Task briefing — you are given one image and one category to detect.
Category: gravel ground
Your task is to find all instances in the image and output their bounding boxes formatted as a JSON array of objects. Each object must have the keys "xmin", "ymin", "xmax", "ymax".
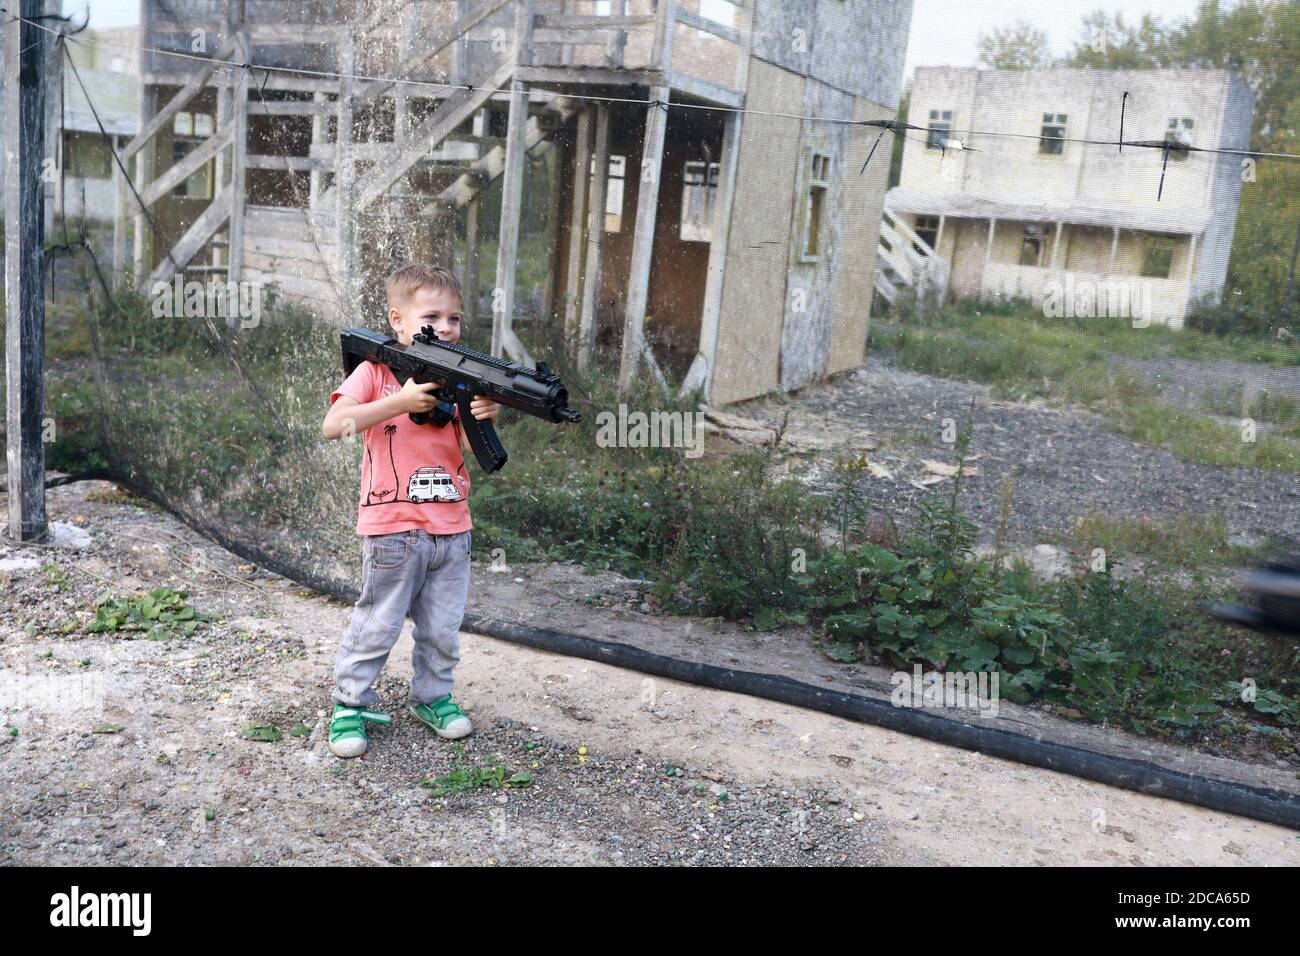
[
  {"xmin": 2, "ymin": 480, "xmax": 1297, "ymax": 866},
  {"xmin": 733, "ymin": 355, "xmax": 1300, "ymax": 553},
  {"xmin": 0, "ymin": 483, "xmax": 889, "ymax": 866}
]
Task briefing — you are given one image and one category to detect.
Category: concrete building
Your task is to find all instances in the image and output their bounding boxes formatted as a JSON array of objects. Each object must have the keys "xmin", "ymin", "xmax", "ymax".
[
  {"xmin": 0, "ymin": 21, "xmax": 140, "ymax": 225},
  {"xmin": 118, "ymin": 0, "xmax": 911, "ymax": 405},
  {"xmin": 880, "ymin": 66, "xmax": 1255, "ymax": 327},
  {"xmin": 59, "ymin": 28, "xmax": 142, "ymax": 223}
]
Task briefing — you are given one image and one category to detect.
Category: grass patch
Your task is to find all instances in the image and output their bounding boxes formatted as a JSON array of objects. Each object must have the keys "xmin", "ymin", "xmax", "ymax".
[
  {"xmin": 1066, "ymin": 512, "xmax": 1251, "ymax": 570},
  {"xmin": 869, "ymin": 300, "xmax": 1300, "ymax": 472}
]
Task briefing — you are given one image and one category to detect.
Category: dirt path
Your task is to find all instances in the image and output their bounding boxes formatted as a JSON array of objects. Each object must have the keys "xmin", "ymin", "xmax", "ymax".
[{"xmin": 1, "ymin": 480, "xmax": 1297, "ymax": 865}]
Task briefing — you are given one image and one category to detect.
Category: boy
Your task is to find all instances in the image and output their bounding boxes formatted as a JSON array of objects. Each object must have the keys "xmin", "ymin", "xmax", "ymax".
[{"xmin": 321, "ymin": 263, "xmax": 500, "ymax": 758}]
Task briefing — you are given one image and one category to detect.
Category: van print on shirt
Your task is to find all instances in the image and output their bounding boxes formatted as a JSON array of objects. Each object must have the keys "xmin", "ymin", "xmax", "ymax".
[{"xmin": 361, "ymin": 382, "xmax": 468, "ymax": 507}]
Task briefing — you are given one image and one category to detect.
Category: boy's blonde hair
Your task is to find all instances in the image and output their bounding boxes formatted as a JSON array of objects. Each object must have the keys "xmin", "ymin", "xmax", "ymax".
[{"xmin": 385, "ymin": 263, "xmax": 463, "ymax": 312}]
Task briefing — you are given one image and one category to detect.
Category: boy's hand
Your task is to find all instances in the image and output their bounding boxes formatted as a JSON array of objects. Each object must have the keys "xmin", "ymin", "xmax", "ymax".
[
  {"xmin": 395, "ymin": 377, "xmax": 439, "ymax": 415},
  {"xmin": 469, "ymin": 396, "xmax": 501, "ymax": 422}
]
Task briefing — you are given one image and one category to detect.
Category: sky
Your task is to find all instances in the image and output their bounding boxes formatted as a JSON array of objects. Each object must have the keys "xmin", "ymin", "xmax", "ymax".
[{"xmin": 64, "ymin": 0, "xmax": 1215, "ymax": 80}]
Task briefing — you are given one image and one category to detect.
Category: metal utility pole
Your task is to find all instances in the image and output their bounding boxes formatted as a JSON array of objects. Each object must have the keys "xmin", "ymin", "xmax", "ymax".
[{"xmin": 4, "ymin": 0, "xmax": 49, "ymax": 542}]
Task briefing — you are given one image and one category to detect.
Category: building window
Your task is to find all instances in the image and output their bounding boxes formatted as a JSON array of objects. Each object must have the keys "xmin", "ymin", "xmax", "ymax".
[
  {"xmin": 801, "ymin": 152, "xmax": 831, "ymax": 261},
  {"xmin": 696, "ymin": 0, "xmax": 737, "ymax": 37},
  {"xmin": 914, "ymin": 215, "xmax": 939, "ymax": 250},
  {"xmin": 926, "ymin": 110, "xmax": 952, "ymax": 149},
  {"xmin": 172, "ymin": 111, "xmax": 215, "ymax": 200},
  {"xmin": 1141, "ymin": 235, "xmax": 1176, "ymax": 279},
  {"xmin": 1165, "ymin": 117, "xmax": 1194, "ymax": 160},
  {"xmin": 64, "ymin": 130, "xmax": 112, "ymax": 180},
  {"xmin": 1039, "ymin": 113, "xmax": 1067, "ymax": 155},
  {"xmin": 589, "ymin": 153, "xmax": 625, "ymax": 232},
  {"xmin": 1019, "ymin": 224, "xmax": 1050, "ymax": 266},
  {"xmin": 109, "ymin": 56, "xmax": 125, "ymax": 73},
  {"xmin": 680, "ymin": 159, "xmax": 720, "ymax": 243}
]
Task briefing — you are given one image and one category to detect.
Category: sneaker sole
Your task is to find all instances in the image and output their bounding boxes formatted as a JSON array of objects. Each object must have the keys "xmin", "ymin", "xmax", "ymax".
[
  {"xmin": 328, "ymin": 736, "xmax": 368, "ymax": 758},
  {"xmin": 408, "ymin": 703, "xmax": 473, "ymax": 740}
]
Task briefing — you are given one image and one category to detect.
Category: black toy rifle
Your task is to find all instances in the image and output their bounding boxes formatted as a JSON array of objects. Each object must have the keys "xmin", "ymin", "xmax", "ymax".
[{"xmin": 340, "ymin": 325, "xmax": 580, "ymax": 472}]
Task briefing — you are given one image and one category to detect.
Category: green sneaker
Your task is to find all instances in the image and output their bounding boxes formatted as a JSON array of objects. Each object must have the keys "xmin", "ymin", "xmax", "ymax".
[
  {"xmin": 409, "ymin": 694, "xmax": 473, "ymax": 740},
  {"xmin": 328, "ymin": 702, "xmax": 392, "ymax": 758}
]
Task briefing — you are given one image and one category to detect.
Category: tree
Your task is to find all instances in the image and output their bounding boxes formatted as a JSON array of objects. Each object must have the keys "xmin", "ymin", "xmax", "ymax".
[
  {"xmin": 1061, "ymin": 1, "xmax": 1300, "ymax": 332},
  {"xmin": 976, "ymin": 20, "xmax": 1052, "ymax": 71},
  {"xmin": 1062, "ymin": 11, "xmax": 1175, "ymax": 69}
]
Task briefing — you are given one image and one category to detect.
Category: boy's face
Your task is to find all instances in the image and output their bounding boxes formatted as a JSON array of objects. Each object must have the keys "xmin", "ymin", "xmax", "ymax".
[{"xmin": 388, "ymin": 284, "xmax": 463, "ymax": 347}]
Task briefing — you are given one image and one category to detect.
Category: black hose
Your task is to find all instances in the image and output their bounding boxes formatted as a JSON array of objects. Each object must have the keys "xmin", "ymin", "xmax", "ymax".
[{"xmin": 25, "ymin": 470, "xmax": 1300, "ymax": 831}]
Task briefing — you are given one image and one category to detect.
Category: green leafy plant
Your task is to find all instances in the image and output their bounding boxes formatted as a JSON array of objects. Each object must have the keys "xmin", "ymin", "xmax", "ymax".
[{"xmin": 84, "ymin": 587, "xmax": 203, "ymax": 640}]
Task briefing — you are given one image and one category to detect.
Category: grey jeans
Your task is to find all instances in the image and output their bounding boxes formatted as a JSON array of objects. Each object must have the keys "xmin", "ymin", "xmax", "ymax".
[{"xmin": 332, "ymin": 529, "xmax": 471, "ymax": 709}]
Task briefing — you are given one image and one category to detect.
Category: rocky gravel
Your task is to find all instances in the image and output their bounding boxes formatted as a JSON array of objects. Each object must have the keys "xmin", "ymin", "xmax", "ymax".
[{"xmin": 734, "ymin": 355, "xmax": 1300, "ymax": 553}]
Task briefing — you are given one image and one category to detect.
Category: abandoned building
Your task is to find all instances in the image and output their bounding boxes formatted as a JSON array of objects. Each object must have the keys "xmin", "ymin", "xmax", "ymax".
[
  {"xmin": 113, "ymin": 0, "xmax": 910, "ymax": 405},
  {"xmin": 880, "ymin": 66, "xmax": 1255, "ymax": 327}
]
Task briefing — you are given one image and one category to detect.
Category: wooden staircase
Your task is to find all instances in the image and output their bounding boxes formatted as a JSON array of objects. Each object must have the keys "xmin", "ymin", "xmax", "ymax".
[{"xmin": 876, "ymin": 203, "xmax": 949, "ymax": 308}]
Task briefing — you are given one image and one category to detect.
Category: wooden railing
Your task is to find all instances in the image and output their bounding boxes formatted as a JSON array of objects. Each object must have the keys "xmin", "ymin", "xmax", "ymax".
[{"xmin": 877, "ymin": 205, "xmax": 949, "ymax": 305}]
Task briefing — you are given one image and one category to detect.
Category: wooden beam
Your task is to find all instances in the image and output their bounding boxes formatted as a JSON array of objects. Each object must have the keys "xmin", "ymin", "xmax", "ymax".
[
  {"xmin": 666, "ymin": 71, "xmax": 743, "ymax": 109},
  {"xmin": 309, "ymin": 91, "xmax": 326, "ymax": 203},
  {"xmin": 463, "ymin": 107, "xmax": 486, "ymax": 326},
  {"xmin": 112, "ymin": 135, "xmax": 127, "ymax": 288},
  {"xmin": 491, "ymin": 0, "xmax": 535, "ymax": 360},
  {"xmin": 619, "ymin": 0, "xmax": 676, "ymax": 392},
  {"xmin": 143, "ymin": 186, "xmax": 233, "ymax": 290},
  {"xmin": 246, "ymin": 99, "xmax": 331, "ymax": 116},
  {"xmin": 227, "ymin": 31, "xmax": 249, "ymax": 286},
  {"xmin": 334, "ymin": 33, "xmax": 358, "ymax": 306},
  {"xmin": 121, "ymin": 35, "xmax": 237, "ymax": 162},
  {"xmin": 617, "ymin": 84, "xmax": 672, "ymax": 391},
  {"xmin": 417, "ymin": 96, "xmax": 583, "ymax": 218},
  {"xmin": 138, "ymin": 126, "xmax": 233, "ymax": 208},
  {"xmin": 563, "ymin": 106, "xmax": 593, "ymax": 357},
  {"xmin": 535, "ymin": 14, "xmax": 654, "ymax": 30},
  {"xmin": 673, "ymin": 8, "xmax": 739, "ymax": 43},
  {"xmin": 354, "ymin": 0, "xmax": 516, "ymax": 108},
  {"xmin": 4, "ymin": 0, "xmax": 48, "ymax": 542},
  {"xmin": 681, "ymin": 107, "xmax": 742, "ymax": 399},
  {"xmin": 245, "ymin": 153, "xmax": 328, "ymax": 171},
  {"xmin": 512, "ymin": 65, "xmax": 657, "ymax": 86},
  {"xmin": 578, "ymin": 102, "xmax": 610, "ymax": 374},
  {"xmin": 540, "ymin": 142, "xmax": 564, "ymax": 323},
  {"xmin": 354, "ymin": 57, "xmax": 516, "ymax": 212}
]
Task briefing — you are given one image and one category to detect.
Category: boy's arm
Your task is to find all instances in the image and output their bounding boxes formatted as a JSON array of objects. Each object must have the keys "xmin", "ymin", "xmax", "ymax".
[{"xmin": 323, "ymin": 378, "xmax": 439, "ymax": 440}]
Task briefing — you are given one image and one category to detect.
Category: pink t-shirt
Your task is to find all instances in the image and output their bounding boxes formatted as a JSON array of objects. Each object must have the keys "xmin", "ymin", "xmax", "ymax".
[{"xmin": 329, "ymin": 360, "xmax": 473, "ymax": 537}]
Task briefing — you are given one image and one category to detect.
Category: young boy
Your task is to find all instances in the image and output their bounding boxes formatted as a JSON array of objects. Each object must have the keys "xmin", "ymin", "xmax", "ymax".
[{"xmin": 321, "ymin": 263, "xmax": 500, "ymax": 758}]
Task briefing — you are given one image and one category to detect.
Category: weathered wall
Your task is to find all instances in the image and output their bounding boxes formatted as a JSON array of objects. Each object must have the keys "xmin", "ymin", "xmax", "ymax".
[
  {"xmin": 710, "ymin": 56, "xmax": 802, "ymax": 406},
  {"xmin": 778, "ymin": 76, "xmax": 852, "ymax": 391},
  {"xmin": 1198, "ymin": 72, "xmax": 1255, "ymax": 302},
  {"xmin": 749, "ymin": 0, "xmax": 911, "ymax": 110},
  {"xmin": 826, "ymin": 95, "xmax": 892, "ymax": 376}
]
